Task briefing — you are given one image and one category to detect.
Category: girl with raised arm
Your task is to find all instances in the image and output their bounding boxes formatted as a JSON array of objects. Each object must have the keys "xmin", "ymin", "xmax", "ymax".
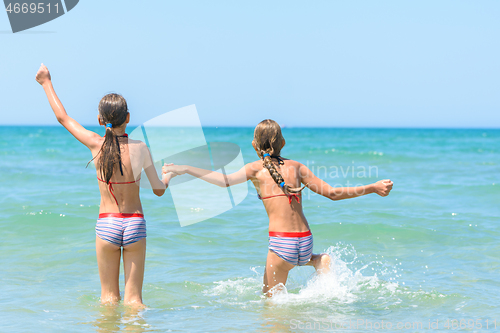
[
  {"xmin": 163, "ymin": 119, "xmax": 393, "ymax": 296},
  {"xmin": 36, "ymin": 64, "xmax": 174, "ymax": 306}
]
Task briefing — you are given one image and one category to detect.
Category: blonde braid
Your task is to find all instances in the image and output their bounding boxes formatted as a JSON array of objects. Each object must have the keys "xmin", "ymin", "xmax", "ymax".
[
  {"xmin": 261, "ymin": 150, "xmax": 306, "ymax": 195},
  {"xmin": 254, "ymin": 119, "xmax": 307, "ymax": 195}
]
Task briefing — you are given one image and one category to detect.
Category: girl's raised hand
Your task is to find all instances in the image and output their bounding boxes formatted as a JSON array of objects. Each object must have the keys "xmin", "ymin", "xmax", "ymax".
[
  {"xmin": 35, "ymin": 63, "xmax": 51, "ymax": 86},
  {"xmin": 373, "ymin": 179, "xmax": 393, "ymax": 197}
]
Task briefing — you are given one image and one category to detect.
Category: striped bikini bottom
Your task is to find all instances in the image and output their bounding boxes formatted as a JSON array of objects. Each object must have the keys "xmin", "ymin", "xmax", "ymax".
[
  {"xmin": 268, "ymin": 230, "xmax": 313, "ymax": 266},
  {"xmin": 95, "ymin": 213, "xmax": 147, "ymax": 247}
]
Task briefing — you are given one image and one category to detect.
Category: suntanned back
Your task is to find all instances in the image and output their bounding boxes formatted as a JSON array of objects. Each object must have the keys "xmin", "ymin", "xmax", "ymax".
[
  {"xmin": 92, "ymin": 138, "xmax": 149, "ymax": 214},
  {"xmin": 250, "ymin": 158, "xmax": 311, "ymax": 233}
]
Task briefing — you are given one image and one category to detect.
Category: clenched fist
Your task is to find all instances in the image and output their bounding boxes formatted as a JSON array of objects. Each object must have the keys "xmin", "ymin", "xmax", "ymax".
[
  {"xmin": 373, "ymin": 179, "xmax": 393, "ymax": 197},
  {"xmin": 35, "ymin": 63, "xmax": 51, "ymax": 86}
]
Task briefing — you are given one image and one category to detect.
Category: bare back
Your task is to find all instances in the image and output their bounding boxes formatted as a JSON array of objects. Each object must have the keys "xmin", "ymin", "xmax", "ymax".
[
  {"xmin": 91, "ymin": 137, "xmax": 151, "ymax": 214},
  {"xmin": 250, "ymin": 158, "xmax": 310, "ymax": 233}
]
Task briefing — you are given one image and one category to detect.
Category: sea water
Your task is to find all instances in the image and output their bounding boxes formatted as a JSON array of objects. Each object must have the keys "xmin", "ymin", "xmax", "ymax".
[{"xmin": 1, "ymin": 126, "xmax": 499, "ymax": 332}]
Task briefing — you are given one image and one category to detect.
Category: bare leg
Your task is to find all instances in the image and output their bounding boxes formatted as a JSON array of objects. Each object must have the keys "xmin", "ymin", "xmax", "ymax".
[
  {"xmin": 306, "ymin": 253, "xmax": 331, "ymax": 274},
  {"xmin": 122, "ymin": 238, "xmax": 146, "ymax": 307},
  {"xmin": 96, "ymin": 236, "xmax": 121, "ymax": 304},
  {"xmin": 262, "ymin": 250, "xmax": 295, "ymax": 297}
]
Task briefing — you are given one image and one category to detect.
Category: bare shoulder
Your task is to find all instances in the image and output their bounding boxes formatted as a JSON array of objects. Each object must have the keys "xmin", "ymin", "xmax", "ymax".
[
  {"xmin": 247, "ymin": 160, "xmax": 263, "ymax": 173},
  {"xmin": 128, "ymin": 140, "xmax": 153, "ymax": 168},
  {"xmin": 283, "ymin": 158, "xmax": 302, "ymax": 166},
  {"xmin": 282, "ymin": 158, "xmax": 306, "ymax": 170},
  {"xmin": 88, "ymin": 131, "xmax": 104, "ymax": 148},
  {"xmin": 128, "ymin": 138, "xmax": 146, "ymax": 146},
  {"xmin": 88, "ymin": 133, "xmax": 104, "ymax": 153},
  {"xmin": 282, "ymin": 159, "xmax": 312, "ymax": 180},
  {"xmin": 127, "ymin": 139, "xmax": 149, "ymax": 153}
]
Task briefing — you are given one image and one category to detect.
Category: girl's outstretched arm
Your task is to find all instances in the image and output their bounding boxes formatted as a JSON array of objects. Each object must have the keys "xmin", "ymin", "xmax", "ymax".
[
  {"xmin": 162, "ymin": 163, "xmax": 257, "ymax": 187},
  {"xmin": 36, "ymin": 64, "xmax": 101, "ymax": 150},
  {"xmin": 143, "ymin": 145, "xmax": 174, "ymax": 196},
  {"xmin": 299, "ymin": 164, "xmax": 393, "ymax": 200}
]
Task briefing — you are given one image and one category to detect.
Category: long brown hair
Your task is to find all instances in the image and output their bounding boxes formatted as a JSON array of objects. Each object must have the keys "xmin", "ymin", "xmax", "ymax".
[
  {"xmin": 252, "ymin": 119, "xmax": 306, "ymax": 195},
  {"xmin": 88, "ymin": 94, "xmax": 129, "ymax": 183}
]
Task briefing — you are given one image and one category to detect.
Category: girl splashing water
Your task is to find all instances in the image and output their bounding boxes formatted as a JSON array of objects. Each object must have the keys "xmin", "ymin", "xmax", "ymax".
[
  {"xmin": 163, "ymin": 119, "xmax": 393, "ymax": 296},
  {"xmin": 36, "ymin": 64, "xmax": 174, "ymax": 306}
]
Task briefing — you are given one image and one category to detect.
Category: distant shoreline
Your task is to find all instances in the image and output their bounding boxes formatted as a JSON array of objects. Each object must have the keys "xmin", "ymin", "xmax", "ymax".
[{"xmin": 0, "ymin": 125, "xmax": 499, "ymax": 130}]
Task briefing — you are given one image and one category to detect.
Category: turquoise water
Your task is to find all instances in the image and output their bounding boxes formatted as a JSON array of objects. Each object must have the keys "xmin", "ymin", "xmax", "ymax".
[{"xmin": 1, "ymin": 126, "xmax": 499, "ymax": 332}]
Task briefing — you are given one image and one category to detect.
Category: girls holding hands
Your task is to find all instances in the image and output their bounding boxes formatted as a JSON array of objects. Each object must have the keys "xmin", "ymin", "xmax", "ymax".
[
  {"xmin": 37, "ymin": 62, "xmax": 392, "ymax": 301},
  {"xmin": 37, "ymin": 63, "xmax": 392, "ymax": 301}
]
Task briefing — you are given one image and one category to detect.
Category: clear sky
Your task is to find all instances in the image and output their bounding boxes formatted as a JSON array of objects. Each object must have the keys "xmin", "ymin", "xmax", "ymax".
[{"xmin": 0, "ymin": 1, "xmax": 499, "ymax": 128}]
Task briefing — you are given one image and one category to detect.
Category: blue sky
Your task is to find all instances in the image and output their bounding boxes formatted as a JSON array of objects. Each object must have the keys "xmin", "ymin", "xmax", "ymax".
[{"xmin": 0, "ymin": 1, "xmax": 499, "ymax": 128}]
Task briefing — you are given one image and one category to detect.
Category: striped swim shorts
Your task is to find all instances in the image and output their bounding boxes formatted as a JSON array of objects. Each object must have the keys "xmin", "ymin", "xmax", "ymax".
[
  {"xmin": 268, "ymin": 230, "xmax": 313, "ymax": 266},
  {"xmin": 95, "ymin": 213, "xmax": 147, "ymax": 247}
]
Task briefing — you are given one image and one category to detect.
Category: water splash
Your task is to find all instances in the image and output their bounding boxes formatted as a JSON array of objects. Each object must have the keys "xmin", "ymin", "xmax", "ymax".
[
  {"xmin": 269, "ymin": 244, "xmax": 399, "ymax": 305},
  {"xmin": 204, "ymin": 243, "xmax": 404, "ymax": 308}
]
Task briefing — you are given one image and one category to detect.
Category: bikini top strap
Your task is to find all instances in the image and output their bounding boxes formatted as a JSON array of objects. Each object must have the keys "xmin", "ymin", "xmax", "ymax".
[
  {"xmin": 258, "ymin": 193, "xmax": 286, "ymax": 200},
  {"xmin": 97, "ymin": 176, "xmax": 141, "ymax": 206},
  {"xmin": 257, "ymin": 192, "xmax": 300, "ymax": 204},
  {"xmin": 287, "ymin": 193, "xmax": 300, "ymax": 204},
  {"xmin": 97, "ymin": 178, "xmax": 119, "ymax": 205},
  {"xmin": 273, "ymin": 155, "xmax": 285, "ymax": 165},
  {"xmin": 97, "ymin": 177, "xmax": 141, "ymax": 185},
  {"xmin": 262, "ymin": 154, "xmax": 285, "ymax": 165}
]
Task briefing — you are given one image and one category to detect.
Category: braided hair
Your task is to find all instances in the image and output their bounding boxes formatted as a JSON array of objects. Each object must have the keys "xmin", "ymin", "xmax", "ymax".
[
  {"xmin": 252, "ymin": 119, "xmax": 306, "ymax": 195},
  {"xmin": 87, "ymin": 93, "xmax": 129, "ymax": 183}
]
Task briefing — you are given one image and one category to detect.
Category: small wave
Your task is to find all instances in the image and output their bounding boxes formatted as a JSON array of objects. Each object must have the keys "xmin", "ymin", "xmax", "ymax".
[
  {"xmin": 205, "ymin": 276, "xmax": 262, "ymax": 298},
  {"xmin": 204, "ymin": 244, "xmax": 405, "ymax": 306},
  {"xmin": 269, "ymin": 245, "xmax": 399, "ymax": 306},
  {"xmin": 202, "ymin": 243, "xmax": 453, "ymax": 316}
]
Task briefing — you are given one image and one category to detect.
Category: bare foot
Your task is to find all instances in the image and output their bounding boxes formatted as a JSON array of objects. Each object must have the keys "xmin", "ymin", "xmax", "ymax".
[
  {"xmin": 100, "ymin": 294, "xmax": 120, "ymax": 305},
  {"xmin": 124, "ymin": 299, "xmax": 145, "ymax": 308}
]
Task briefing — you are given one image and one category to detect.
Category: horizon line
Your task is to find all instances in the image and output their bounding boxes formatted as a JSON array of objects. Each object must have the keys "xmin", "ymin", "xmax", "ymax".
[{"xmin": 0, "ymin": 124, "xmax": 498, "ymax": 130}]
